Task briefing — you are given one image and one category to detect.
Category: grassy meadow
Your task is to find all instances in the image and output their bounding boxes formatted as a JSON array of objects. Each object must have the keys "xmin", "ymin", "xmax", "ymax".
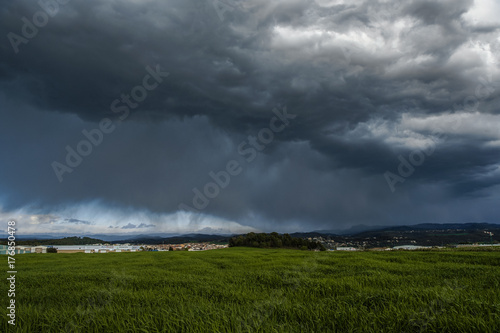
[{"xmin": 2, "ymin": 247, "xmax": 500, "ymax": 332}]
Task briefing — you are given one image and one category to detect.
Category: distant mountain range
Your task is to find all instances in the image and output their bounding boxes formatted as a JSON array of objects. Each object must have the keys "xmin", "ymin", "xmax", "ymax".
[
  {"xmin": 314, "ymin": 222, "xmax": 500, "ymax": 236},
  {"xmin": 3, "ymin": 223, "xmax": 499, "ymax": 246}
]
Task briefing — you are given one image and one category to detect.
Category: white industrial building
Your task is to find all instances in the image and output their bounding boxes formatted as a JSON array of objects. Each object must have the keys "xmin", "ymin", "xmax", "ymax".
[
  {"xmin": 53, "ymin": 245, "xmax": 141, "ymax": 253},
  {"xmin": 392, "ymin": 245, "xmax": 432, "ymax": 250}
]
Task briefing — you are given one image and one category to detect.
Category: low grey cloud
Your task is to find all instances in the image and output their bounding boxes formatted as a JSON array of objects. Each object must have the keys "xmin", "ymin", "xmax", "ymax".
[
  {"xmin": 137, "ymin": 223, "xmax": 156, "ymax": 229},
  {"xmin": 29, "ymin": 214, "xmax": 60, "ymax": 225},
  {"xmin": 63, "ymin": 218, "xmax": 92, "ymax": 225}
]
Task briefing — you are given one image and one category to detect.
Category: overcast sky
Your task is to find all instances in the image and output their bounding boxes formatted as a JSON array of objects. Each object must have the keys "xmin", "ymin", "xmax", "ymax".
[{"xmin": 1, "ymin": 0, "xmax": 500, "ymax": 236}]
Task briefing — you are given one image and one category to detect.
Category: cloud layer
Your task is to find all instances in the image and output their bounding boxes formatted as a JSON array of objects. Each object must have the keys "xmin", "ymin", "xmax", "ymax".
[{"xmin": 1, "ymin": 0, "xmax": 499, "ymax": 233}]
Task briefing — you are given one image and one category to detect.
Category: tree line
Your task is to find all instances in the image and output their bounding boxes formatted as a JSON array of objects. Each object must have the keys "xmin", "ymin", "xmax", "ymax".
[{"xmin": 229, "ymin": 232, "xmax": 326, "ymax": 251}]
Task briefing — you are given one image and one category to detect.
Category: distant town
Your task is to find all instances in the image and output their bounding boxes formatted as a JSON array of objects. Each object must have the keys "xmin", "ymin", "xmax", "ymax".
[
  {"xmin": 2, "ymin": 240, "xmax": 500, "ymax": 255},
  {"xmin": 1, "ymin": 223, "xmax": 499, "ymax": 255},
  {"xmin": 0, "ymin": 242, "xmax": 228, "ymax": 254}
]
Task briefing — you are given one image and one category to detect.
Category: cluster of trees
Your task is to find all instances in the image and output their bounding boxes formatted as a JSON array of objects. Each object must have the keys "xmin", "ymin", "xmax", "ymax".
[{"xmin": 229, "ymin": 232, "xmax": 326, "ymax": 251}]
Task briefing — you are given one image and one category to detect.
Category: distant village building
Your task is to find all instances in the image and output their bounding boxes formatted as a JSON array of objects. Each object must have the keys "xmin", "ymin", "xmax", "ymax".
[
  {"xmin": 8, "ymin": 246, "xmax": 48, "ymax": 254},
  {"xmin": 2, "ymin": 243, "xmax": 229, "ymax": 254},
  {"xmin": 55, "ymin": 245, "xmax": 141, "ymax": 253},
  {"xmin": 32, "ymin": 246, "xmax": 48, "ymax": 253},
  {"xmin": 336, "ymin": 247, "xmax": 357, "ymax": 251},
  {"xmin": 392, "ymin": 245, "xmax": 431, "ymax": 250}
]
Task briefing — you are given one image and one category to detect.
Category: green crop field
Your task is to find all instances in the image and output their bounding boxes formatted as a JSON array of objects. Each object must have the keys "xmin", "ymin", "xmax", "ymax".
[{"xmin": 2, "ymin": 247, "xmax": 500, "ymax": 332}]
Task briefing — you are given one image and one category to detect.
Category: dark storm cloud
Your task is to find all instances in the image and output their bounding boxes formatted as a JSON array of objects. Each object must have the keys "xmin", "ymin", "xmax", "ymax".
[
  {"xmin": 1, "ymin": 0, "xmax": 500, "ymax": 231},
  {"xmin": 1, "ymin": 0, "xmax": 491, "ymax": 126}
]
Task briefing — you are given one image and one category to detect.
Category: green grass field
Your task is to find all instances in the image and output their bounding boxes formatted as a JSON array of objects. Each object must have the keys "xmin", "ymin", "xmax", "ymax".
[{"xmin": 2, "ymin": 248, "xmax": 500, "ymax": 332}]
